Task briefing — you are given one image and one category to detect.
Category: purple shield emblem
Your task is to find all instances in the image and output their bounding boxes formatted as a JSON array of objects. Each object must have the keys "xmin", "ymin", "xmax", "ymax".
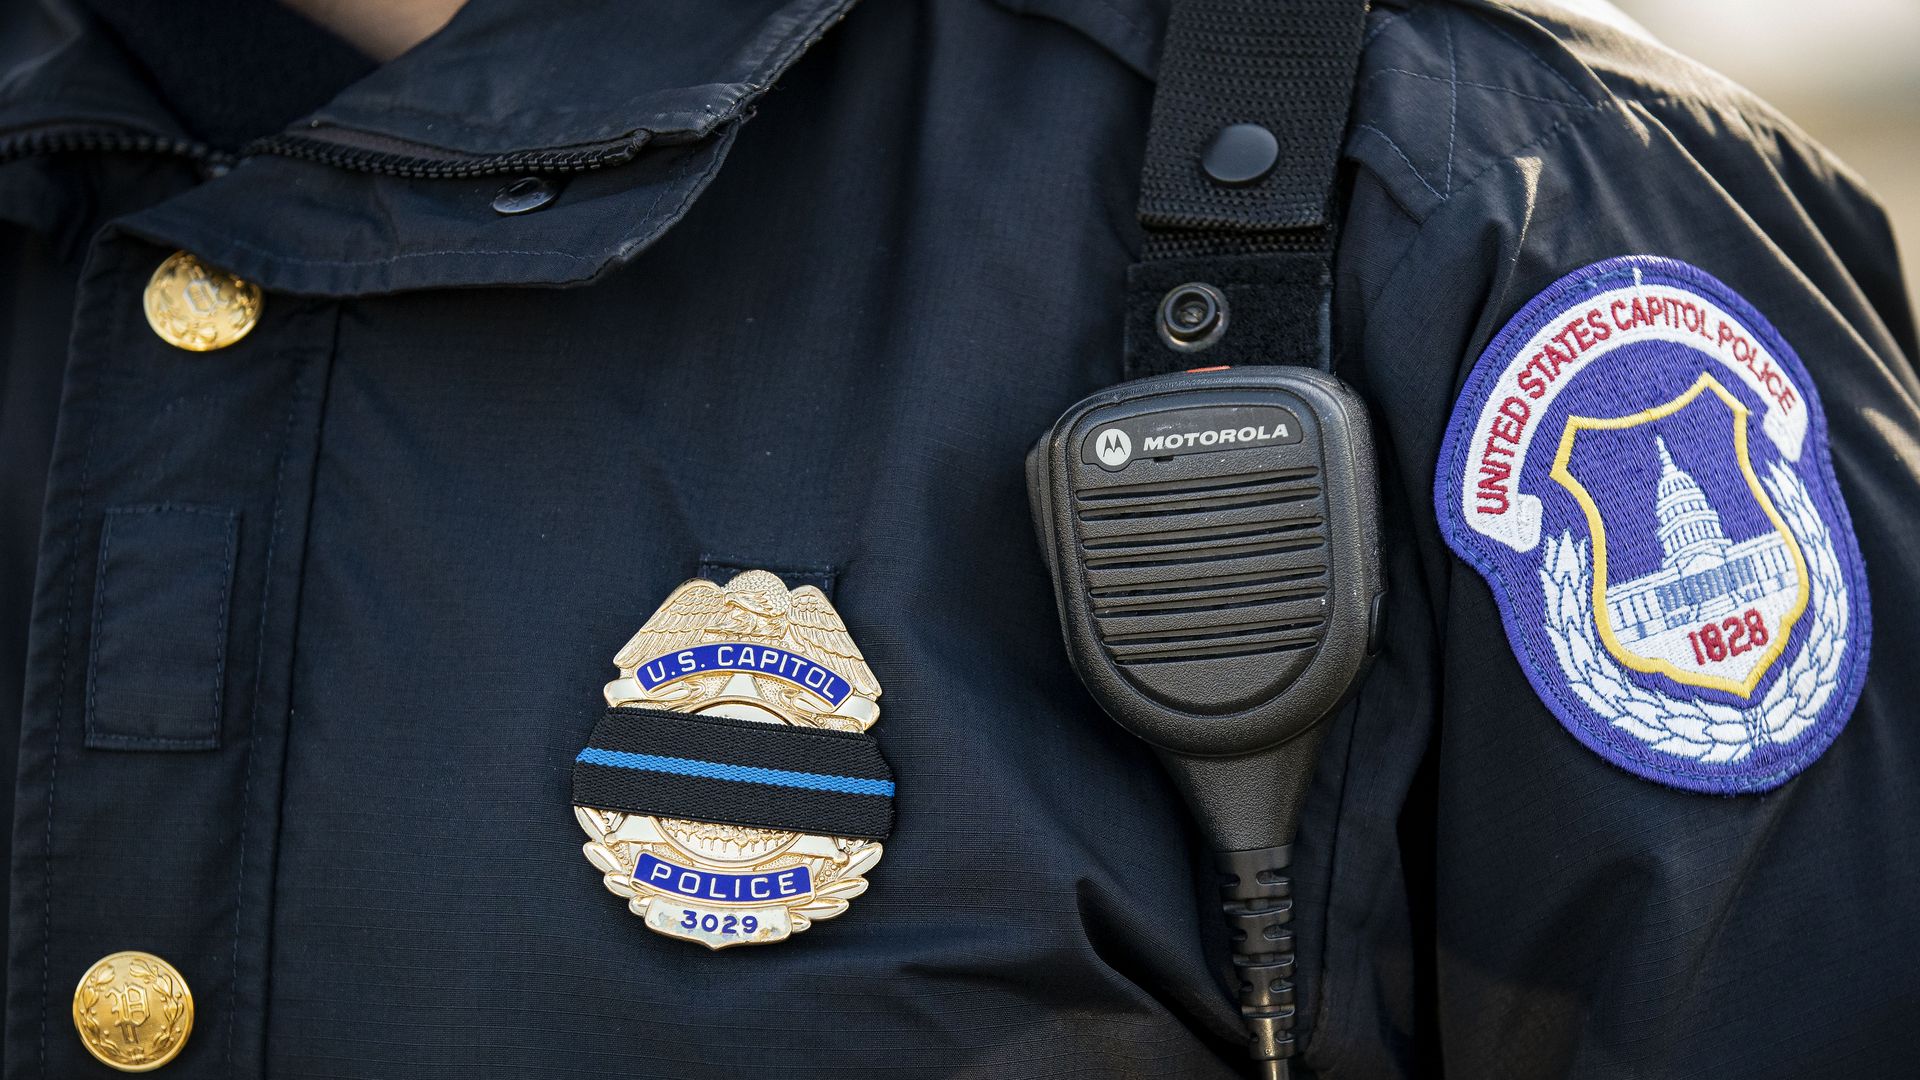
[{"xmin": 1436, "ymin": 256, "xmax": 1870, "ymax": 793}]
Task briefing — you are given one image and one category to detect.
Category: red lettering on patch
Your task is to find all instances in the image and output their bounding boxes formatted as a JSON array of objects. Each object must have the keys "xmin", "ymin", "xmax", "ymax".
[{"xmin": 1474, "ymin": 396, "xmax": 1532, "ymax": 515}]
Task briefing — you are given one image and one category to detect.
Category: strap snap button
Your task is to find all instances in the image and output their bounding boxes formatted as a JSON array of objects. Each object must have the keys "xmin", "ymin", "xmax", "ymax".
[{"xmin": 1201, "ymin": 123, "xmax": 1280, "ymax": 187}]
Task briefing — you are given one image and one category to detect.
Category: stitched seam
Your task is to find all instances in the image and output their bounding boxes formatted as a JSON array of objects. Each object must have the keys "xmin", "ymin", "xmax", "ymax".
[
  {"xmin": 1351, "ymin": 124, "xmax": 1444, "ymax": 200},
  {"xmin": 1469, "ymin": 10, "xmax": 1597, "ymax": 105},
  {"xmin": 742, "ymin": 0, "xmax": 858, "ymax": 91},
  {"xmin": 611, "ymin": 131, "xmax": 730, "ymax": 266},
  {"xmin": 83, "ymin": 734, "xmax": 220, "ymax": 749},
  {"xmin": 224, "ymin": 347, "xmax": 303, "ymax": 1072},
  {"xmin": 1350, "ymin": 1, "xmax": 1613, "ymax": 214},
  {"xmin": 210, "ymin": 514, "xmax": 235, "ymax": 741},
  {"xmin": 1359, "ymin": 91, "xmax": 1626, "ymax": 224},
  {"xmin": 1445, "ymin": 97, "xmax": 1620, "ymax": 209},
  {"xmin": 302, "ymin": 102, "xmax": 644, "ymax": 137},
  {"xmin": 301, "ymin": 94, "xmax": 629, "ymax": 132},
  {"xmin": 247, "ymin": 303, "xmax": 345, "ymax": 1072},
  {"xmin": 83, "ymin": 517, "xmax": 114, "ymax": 745},
  {"xmin": 1443, "ymin": 9, "xmax": 1459, "ymax": 195},
  {"xmin": 97, "ymin": 503, "xmax": 231, "ymax": 516},
  {"xmin": 1299, "ymin": 687, "xmax": 1369, "ymax": 1079},
  {"xmin": 1363, "ymin": 68, "xmax": 1590, "ymax": 108},
  {"xmin": 40, "ymin": 258, "xmax": 114, "ymax": 1075},
  {"xmin": 174, "ymin": 234, "xmax": 598, "ymax": 269},
  {"xmin": 1082, "ymin": 0, "xmax": 1158, "ymax": 61},
  {"xmin": 84, "ymin": 507, "xmax": 236, "ymax": 746},
  {"xmin": 1362, "ymin": 7, "xmax": 1408, "ymax": 47}
]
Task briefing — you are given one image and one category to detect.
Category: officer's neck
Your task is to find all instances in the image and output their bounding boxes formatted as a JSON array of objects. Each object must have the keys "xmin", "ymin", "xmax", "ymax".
[{"xmin": 281, "ymin": 0, "xmax": 469, "ymax": 62}]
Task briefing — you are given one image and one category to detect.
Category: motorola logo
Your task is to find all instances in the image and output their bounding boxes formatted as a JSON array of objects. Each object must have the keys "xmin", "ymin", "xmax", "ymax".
[
  {"xmin": 1093, "ymin": 428, "xmax": 1132, "ymax": 468},
  {"xmin": 1081, "ymin": 405, "xmax": 1304, "ymax": 472}
]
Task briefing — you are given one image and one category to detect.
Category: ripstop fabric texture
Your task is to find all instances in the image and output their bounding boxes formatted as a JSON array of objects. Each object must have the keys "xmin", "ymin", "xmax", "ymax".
[{"xmin": 1, "ymin": 0, "xmax": 1917, "ymax": 1077}]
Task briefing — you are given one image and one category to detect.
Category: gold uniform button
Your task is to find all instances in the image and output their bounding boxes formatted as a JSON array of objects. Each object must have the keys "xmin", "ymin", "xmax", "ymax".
[
  {"xmin": 72, "ymin": 951, "xmax": 193, "ymax": 1072},
  {"xmin": 143, "ymin": 250, "xmax": 262, "ymax": 352}
]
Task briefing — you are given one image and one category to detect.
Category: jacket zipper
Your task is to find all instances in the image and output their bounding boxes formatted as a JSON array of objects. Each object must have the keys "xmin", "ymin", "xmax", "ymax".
[
  {"xmin": 243, "ymin": 130, "xmax": 645, "ymax": 179},
  {"xmin": 0, "ymin": 122, "xmax": 645, "ymax": 179},
  {"xmin": 0, "ymin": 124, "xmax": 228, "ymax": 168}
]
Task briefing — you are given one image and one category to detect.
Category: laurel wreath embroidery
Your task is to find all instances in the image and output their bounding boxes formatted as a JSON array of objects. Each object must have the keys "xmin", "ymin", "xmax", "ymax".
[
  {"xmin": 1539, "ymin": 460, "xmax": 1849, "ymax": 764},
  {"xmin": 75, "ymin": 959, "xmax": 187, "ymax": 1065},
  {"xmin": 576, "ymin": 806, "xmax": 879, "ymax": 933}
]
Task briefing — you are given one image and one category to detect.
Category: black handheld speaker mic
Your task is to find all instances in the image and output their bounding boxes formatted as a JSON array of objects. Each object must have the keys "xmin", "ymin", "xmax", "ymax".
[{"xmin": 1027, "ymin": 365, "xmax": 1384, "ymax": 1078}]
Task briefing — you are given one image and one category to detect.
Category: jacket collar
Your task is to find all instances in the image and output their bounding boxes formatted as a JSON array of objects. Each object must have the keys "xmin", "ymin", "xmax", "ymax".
[
  {"xmin": 2, "ymin": 0, "xmax": 861, "ymax": 174},
  {"xmin": 0, "ymin": 0, "xmax": 1165, "ymax": 296},
  {"xmin": 4, "ymin": 0, "xmax": 1165, "ymax": 167}
]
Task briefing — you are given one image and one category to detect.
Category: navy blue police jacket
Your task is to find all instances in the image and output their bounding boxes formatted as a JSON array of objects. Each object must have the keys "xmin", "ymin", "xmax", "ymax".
[{"xmin": 1, "ymin": 0, "xmax": 1916, "ymax": 1076}]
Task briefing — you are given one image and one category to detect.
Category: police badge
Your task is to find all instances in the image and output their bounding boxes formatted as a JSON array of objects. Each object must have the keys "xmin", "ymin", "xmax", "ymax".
[
  {"xmin": 572, "ymin": 571, "xmax": 893, "ymax": 948},
  {"xmin": 1436, "ymin": 256, "xmax": 1872, "ymax": 793}
]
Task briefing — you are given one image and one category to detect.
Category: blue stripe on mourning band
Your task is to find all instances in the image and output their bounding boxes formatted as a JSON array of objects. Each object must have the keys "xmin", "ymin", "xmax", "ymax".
[{"xmin": 576, "ymin": 747, "xmax": 896, "ymax": 797}]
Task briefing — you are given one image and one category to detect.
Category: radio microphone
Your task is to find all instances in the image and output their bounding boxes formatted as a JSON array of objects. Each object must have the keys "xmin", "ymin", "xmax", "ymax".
[{"xmin": 1027, "ymin": 366, "xmax": 1384, "ymax": 1079}]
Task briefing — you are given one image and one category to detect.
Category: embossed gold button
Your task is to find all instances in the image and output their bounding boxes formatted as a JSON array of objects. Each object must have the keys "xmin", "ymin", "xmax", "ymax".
[
  {"xmin": 143, "ymin": 250, "xmax": 262, "ymax": 351},
  {"xmin": 72, "ymin": 951, "xmax": 193, "ymax": 1072}
]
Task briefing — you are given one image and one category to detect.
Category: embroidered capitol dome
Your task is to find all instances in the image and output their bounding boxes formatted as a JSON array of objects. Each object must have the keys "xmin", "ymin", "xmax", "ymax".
[
  {"xmin": 1602, "ymin": 432, "xmax": 1797, "ymax": 647},
  {"xmin": 1654, "ymin": 436, "xmax": 1731, "ymax": 573}
]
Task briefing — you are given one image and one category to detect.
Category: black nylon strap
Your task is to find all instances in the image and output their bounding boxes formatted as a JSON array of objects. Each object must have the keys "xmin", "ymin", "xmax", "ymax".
[
  {"xmin": 572, "ymin": 707, "xmax": 894, "ymax": 840},
  {"xmin": 1125, "ymin": 0, "xmax": 1369, "ymax": 380},
  {"xmin": 1121, "ymin": 4, "xmax": 1371, "ymax": 1072}
]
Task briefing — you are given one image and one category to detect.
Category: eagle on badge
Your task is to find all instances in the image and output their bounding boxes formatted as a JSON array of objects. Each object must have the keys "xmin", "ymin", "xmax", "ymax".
[{"xmin": 605, "ymin": 570, "xmax": 879, "ymax": 727}]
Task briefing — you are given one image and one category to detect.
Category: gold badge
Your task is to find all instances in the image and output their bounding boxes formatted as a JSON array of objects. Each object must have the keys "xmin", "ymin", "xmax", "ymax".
[{"xmin": 573, "ymin": 571, "xmax": 890, "ymax": 949}]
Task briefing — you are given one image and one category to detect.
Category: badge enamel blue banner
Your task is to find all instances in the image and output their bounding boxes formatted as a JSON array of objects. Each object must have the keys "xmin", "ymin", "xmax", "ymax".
[
  {"xmin": 573, "ymin": 571, "xmax": 890, "ymax": 948},
  {"xmin": 1436, "ymin": 255, "xmax": 1871, "ymax": 793}
]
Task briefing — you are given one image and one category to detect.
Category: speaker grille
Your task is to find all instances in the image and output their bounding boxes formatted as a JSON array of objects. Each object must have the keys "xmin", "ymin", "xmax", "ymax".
[{"xmin": 1074, "ymin": 468, "xmax": 1329, "ymax": 666}]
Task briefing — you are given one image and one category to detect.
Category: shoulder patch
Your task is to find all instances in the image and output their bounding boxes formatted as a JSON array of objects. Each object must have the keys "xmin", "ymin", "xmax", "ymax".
[{"xmin": 1436, "ymin": 255, "xmax": 1871, "ymax": 793}]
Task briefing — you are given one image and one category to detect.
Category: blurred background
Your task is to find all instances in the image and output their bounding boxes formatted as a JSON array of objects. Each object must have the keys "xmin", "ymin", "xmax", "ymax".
[{"xmin": 1614, "ymin": 0, "xmax": 1920, "ymax": 323}]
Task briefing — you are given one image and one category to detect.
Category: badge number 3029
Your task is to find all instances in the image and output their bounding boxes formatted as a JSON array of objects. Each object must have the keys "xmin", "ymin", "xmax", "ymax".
[{"xmin": 574, "ymin": 572, "xmax": 886, "ymax": 949}]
